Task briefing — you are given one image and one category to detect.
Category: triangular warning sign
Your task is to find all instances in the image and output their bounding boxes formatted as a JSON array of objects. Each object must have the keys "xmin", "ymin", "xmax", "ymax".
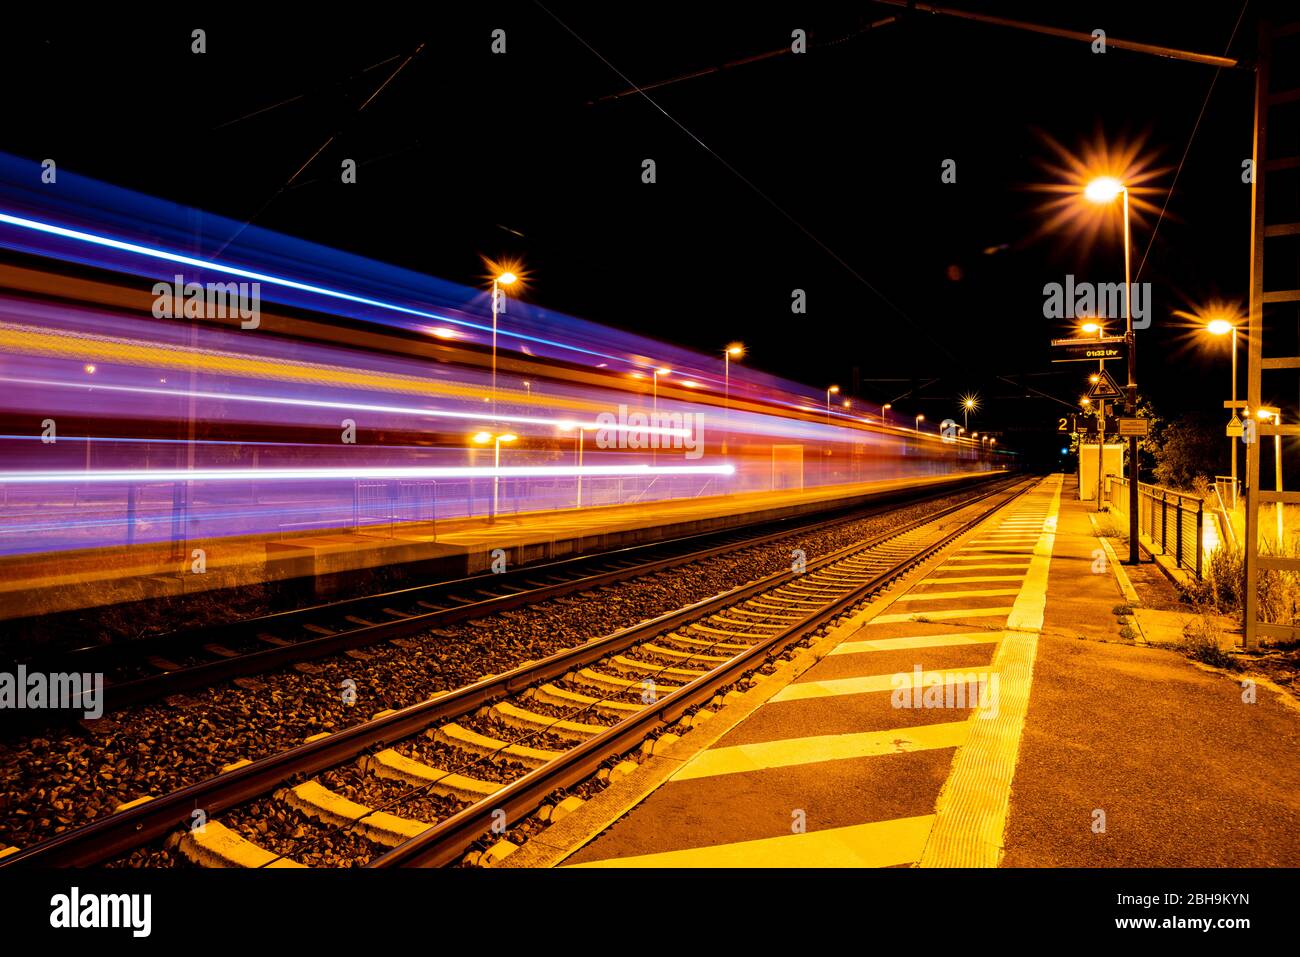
[{"xmin": 1088, "ymin": 371, "xmax": 1124, "ymax": 400}]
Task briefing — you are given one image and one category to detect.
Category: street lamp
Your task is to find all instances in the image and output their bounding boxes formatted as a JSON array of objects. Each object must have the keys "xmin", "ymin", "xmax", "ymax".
[
  {"xmin": 490, "ymin": 270, "xmax": 519, "ymax": 417},
  {"xmin": 915, "ymin": 413, "xmax": 925, "ymax": 432},
  {"xmin": 826, "ymin": 385, "xmax": 840, "ymax": 424},
  {"xmin": 1205, "ymin": 316, "xmax": 1241, "ymax": 506},
  {"xmin": 1084, "ymin": 175, "xmax": 1139, "ymax": 563},
  {"xmin": 882, "ymin": 403, "xmax": 891, "ymax": 425},
  {"xmin": 471, "ymin": 430, "xmax": 517, "ymax": 524},
  {"xmin": 961, "ymin": 393, "xmax": 979, "ymax": 432}
]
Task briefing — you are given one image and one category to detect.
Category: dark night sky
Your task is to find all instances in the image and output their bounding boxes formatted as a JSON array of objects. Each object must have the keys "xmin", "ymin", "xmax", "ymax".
[{"xmin": 0, "ymin": 2, "xmax": 1273, "ymax": 458}]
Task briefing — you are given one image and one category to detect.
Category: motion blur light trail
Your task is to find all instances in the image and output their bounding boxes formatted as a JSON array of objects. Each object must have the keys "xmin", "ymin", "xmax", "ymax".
[{"xmin": 0, "ymin": 152, "xmax": 1005, "ymax": 557}]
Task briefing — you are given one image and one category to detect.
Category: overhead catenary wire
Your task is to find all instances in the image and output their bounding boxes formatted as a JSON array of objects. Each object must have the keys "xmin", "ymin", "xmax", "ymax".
[{"xmin": 534, "ymin": 1, "xmax": 967, "ymax": 371}]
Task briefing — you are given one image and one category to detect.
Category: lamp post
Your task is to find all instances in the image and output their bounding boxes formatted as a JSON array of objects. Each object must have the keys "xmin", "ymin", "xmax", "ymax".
[
  {"xmin": 1081, "ymin": 320, "xmax": 1107, "ymax": 508},
  {"xmin": 723, "ymin": 343, "xmax": 743, "ymax": 455},
  {"xmin": 882, "ymin": 403, "xmax": 891, "ymax": 425},
  {"xmin": 559, "ymin": 423, "xmax": 591, "ymax": 510},
  {"xmin": 652, "ymin": 366, "xmax": 670, "ymax": 420},
  {"xmin": 915, "ymin": 413, "xmax": 925, "ymax": 432},
  {"xmin": 490, "ymin": 271, "xmax": 518, "ymax": 418},
  {"xmin": 652, "ymin": 366, "xmax": 670, "ymax": 461},
  {"xmin": 826, "ymin": 385, "xmax": 839, "ymax": 424},
  {"xmin": 1084, "ymin": 177, "xmax": 1139, "ymax": 563},
  {"xmin": 472, "ymin": 430, "xmax": 517, "ymax": 524}
]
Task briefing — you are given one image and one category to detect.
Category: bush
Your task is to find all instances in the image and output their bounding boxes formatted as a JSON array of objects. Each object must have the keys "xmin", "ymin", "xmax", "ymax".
[{"xmin": 1181, "ymin": 612, "xmax": 1238, "ymax": 669}]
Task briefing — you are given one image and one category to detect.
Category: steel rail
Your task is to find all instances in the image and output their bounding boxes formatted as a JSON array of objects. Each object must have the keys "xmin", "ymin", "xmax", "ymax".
[
  {"xmin": 373, "ymin": 478, "xmax": 1034, "ymax": 866},
  {"xmin": 18, "ymin": 474, "xmax": 1003, "ymax": 715},
  {"xmin": 0, "ymin": 477, "xmax": 1024, "ymax": 868}
]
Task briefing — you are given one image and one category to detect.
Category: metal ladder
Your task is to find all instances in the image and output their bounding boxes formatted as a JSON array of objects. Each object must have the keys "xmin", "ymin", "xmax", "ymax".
[{"xmin": 1244, "ymin": 16, "xmax": 1300, "ymax": 649}]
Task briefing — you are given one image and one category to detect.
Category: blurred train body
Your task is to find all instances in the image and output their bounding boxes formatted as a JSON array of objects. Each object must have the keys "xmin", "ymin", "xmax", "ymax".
[{"xmin": 0, "ymin": 154, "xmax": 1009, "ymax": 558}]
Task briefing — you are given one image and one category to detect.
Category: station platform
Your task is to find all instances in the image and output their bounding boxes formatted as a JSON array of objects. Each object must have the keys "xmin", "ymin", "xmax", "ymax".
[
  {"xmin": 528, "ymin": 474, "xmax": 1300, "ymax": 868},
  {"xmin": 0, "ymin": 471, "xmax": 1000, "ymax": 621}
]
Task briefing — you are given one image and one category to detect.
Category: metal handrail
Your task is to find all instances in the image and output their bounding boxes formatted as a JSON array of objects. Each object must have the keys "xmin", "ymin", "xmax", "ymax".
[
  {"xmin": 1212, "ymin": 477, "xmax": 1238, "ymax": 549},
  {"xmin": 1107, "ymin": 475, "xmax": 1206, "ymax": 579}
]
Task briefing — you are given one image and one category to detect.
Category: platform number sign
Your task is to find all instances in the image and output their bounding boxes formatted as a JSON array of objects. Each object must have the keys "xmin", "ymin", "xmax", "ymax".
[{"xmin": 1056, "ymin": 414, "xmax": 1078, "ymax": 435}]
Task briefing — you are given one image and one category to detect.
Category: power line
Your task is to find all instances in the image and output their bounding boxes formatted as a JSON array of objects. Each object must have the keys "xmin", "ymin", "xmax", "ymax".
[
  {"xmin": 534, "ymin": 1, "xmax": 965, "ymax": 369},
  {"xmin": 1134, "ymin": 0, "xmax": 1250, "ymax": 281}
]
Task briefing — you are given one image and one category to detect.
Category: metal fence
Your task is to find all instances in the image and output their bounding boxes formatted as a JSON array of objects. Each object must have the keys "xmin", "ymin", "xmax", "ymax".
[
  {"xmin": 1106, "ymin": 476, "xmax": 1205, "ymax": 579},
  {"xmin": 353, "ymin": 480, "xmax": 438, "ymax": 538}
]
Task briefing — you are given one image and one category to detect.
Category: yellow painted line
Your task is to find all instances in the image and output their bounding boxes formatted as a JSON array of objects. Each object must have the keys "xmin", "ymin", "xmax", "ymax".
[
  {"xmin": 871, "ymin": 607, "xmax": 1012, "ymax": 624},
  {"xmin": 919, "ymin": 575, "xmax": 1025, "ymax": 584},
  {"xmin": 830, "ymin": 632, "xmax": 1002, "ymax": 655},
  {"xmin": 673, "ymin": 721, "xmax": 969, "ymax": 780},
  {"xmin": 894, "ymin": 588, "xmax": 1021, "ymax": 602},
  {"xmin": 944, "ymin": 553, "xmax": 1031, "ymax": 561},
  {"xmin": 569, "ymin": 814, "xmax": 936, "ymax": 868},
  {"xmin": 773, "ymin": 670, "xmax": 994, "ymax": 702},
  {"xmin": 920, "ymin": 475, "xmax": 1062, "ymax": 868}
]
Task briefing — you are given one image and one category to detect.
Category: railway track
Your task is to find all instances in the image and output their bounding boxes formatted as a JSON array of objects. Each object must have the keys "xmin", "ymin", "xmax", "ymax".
[
  {"xmin": 0, "ymin": 476, "xmax": 1032, "ymax": 868},
  {"xmin": 17, "ymin": 475, "xmax": 1008, "ymax": 715}
]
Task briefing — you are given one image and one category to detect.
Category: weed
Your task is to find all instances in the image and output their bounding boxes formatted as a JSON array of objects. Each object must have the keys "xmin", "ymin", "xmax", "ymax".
[{"xmin": 1181, "ymin": 612, "xmax": 1239, "ymax": 670}]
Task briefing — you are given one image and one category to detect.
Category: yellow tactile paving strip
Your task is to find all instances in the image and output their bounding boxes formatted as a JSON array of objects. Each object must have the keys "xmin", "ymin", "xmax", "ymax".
[
  {"xmin": 567, "ymin": 475, "xmax": 1063, "ymax": 868},
  {"xmin": 920, "ymin": 475, "xmax": 1062, "ymax": 867}
]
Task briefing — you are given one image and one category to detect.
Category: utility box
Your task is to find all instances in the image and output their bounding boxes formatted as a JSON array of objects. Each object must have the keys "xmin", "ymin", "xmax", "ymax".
[{"xmin": 1078, "ymin": 443, "xmax": 1124, "ymax": 501}]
